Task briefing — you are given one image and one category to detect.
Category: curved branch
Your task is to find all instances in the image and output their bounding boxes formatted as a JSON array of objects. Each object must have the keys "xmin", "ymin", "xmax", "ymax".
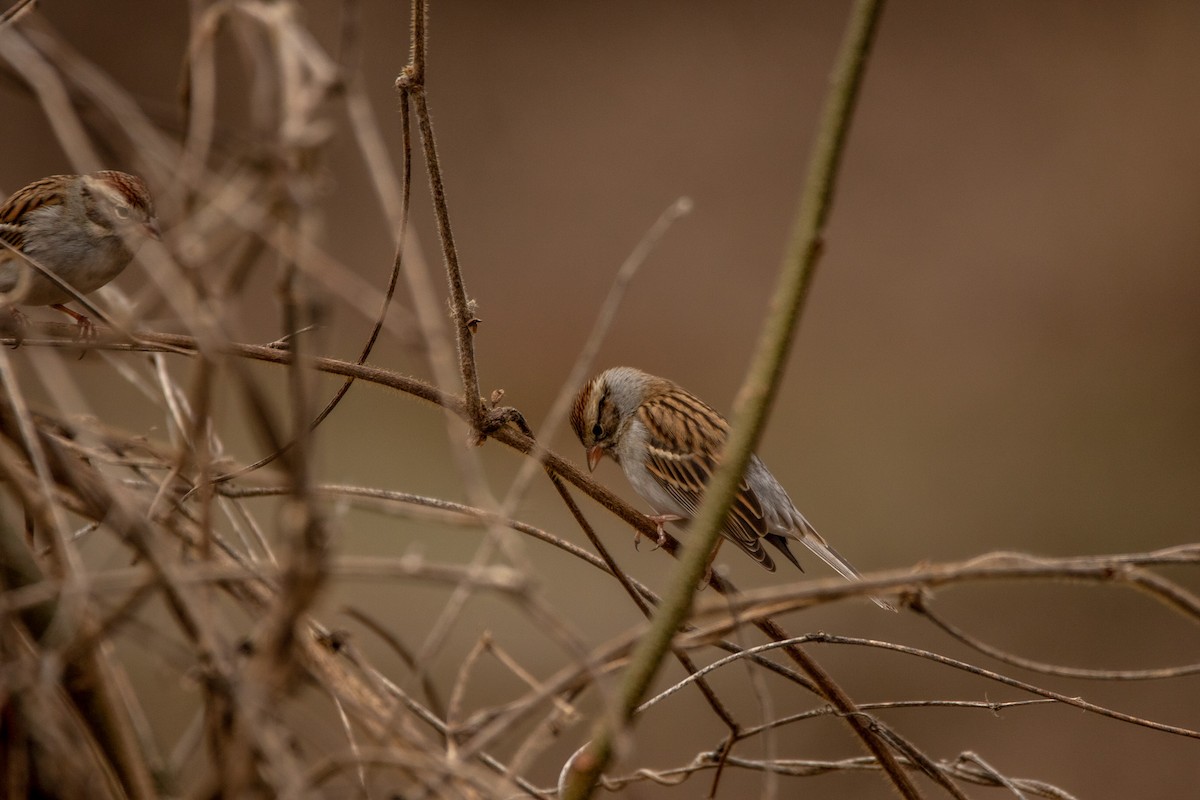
[{"xmin": 558, "ymin": 2, "xmax": 906, "ymax": 797}]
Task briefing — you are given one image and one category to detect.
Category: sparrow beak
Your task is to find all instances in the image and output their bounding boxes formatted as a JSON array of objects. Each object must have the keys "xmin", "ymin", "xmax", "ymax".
[
  {"xmin": 586, "ymin": 445, "xmax": 605, "ymax": 472},
  {"xmin": 144, "ymin": 218, "xmax": 162, "ymax": 241}
]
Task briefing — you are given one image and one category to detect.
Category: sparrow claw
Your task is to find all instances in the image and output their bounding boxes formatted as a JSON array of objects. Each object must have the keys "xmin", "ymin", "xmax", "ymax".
[
  {"xmin": 51, "ymin": 304, "xmax": 95, "ymax": 340},
  {"xmin": 638, "ymin": 513, "xmax": 681, "ymax": 550}
]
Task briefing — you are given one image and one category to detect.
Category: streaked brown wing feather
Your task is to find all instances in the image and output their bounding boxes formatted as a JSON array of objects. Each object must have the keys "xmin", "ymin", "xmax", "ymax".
[
  {"xmin": 0, "ymin": 176, "xmax": 67, "ymax": 251},
  {"xmin": 640, "ymin": 390, "xmax": 775, "ymax": 569}
]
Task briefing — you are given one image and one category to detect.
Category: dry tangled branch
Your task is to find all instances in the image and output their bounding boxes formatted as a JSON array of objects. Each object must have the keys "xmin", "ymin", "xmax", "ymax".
[{"xmin": 0, "ymin": 3, "xmax": 1197, "ymax": 799}]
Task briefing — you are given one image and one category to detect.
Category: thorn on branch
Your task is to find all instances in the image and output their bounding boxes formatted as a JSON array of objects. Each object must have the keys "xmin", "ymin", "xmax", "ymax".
[
  {"xmin": 395, "ymin": 65, "xmax": 419, "ymax": 92},
  {"xmin": 463, "ymin": 390, "xmax": 533, "ymax": 443},
  {"xmin": 265, "ymin": 324, "xmax": 321, "ymax": 350},
  {"xmin": 481, "ymin": 405, "xmax": 531, "ymax": 440}
]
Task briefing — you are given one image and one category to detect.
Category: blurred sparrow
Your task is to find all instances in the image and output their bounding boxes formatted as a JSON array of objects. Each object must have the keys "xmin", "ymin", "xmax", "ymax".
[
  {"xmin": 572, "ymin": 366, "xmax": 891, "ymax": 608},
  {"xmin": 0, "ymin": 170, "xmax": 159, "ymax": 336}
]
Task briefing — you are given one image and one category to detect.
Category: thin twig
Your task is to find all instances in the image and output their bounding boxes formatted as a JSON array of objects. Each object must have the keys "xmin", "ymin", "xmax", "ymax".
[
  {"xmin": 558, "ymin": 3, "xmax": 904, "ymax": 797},
  {"xmin": 548, "ymin": 471, "xmax": 744, "ymax": 735},
  {"xmin": 501, "ymin": 197, "xmax": 693, "ymax": 510},
  {"xmin": 396, "ymin": 0, "xmax": 486, "ymax": 441},
  {"xmin": 0, "ymin": 0, "xmax": 37, "ymax": 28},
  {"xmin": 915, "ymin": 596, "xmax": 1200, "ymax": 680},
  {"xmin": 694, "ymin": 633, "xmax": 1200, "ymax": 741}
]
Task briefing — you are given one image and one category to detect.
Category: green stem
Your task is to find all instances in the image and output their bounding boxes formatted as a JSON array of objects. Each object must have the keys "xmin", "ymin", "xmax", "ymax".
[{"xmin": 559, "ymin": 2, "xmax": 917, "ymax": 798}]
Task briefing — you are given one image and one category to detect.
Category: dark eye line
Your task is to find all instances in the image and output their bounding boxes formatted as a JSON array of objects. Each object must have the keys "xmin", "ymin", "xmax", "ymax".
[{"xmin": 593, "ymin": 392, "xmax": 607, "ymax": 439}]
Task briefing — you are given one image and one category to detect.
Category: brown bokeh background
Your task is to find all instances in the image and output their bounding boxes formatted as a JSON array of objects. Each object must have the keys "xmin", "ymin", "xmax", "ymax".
[{"xmin": 3, "ymin": 2, "xmax": 1199, "ymax": 797}]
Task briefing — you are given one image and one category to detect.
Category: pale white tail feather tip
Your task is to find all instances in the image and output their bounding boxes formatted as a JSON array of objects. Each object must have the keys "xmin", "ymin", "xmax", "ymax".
[
  {"xmin": 870, "ymin": 594, "xmax": 899, "ymax": 613},
  {"xmin": 800, "ymin": 536, "xmax": 897, "ymax": 612}
]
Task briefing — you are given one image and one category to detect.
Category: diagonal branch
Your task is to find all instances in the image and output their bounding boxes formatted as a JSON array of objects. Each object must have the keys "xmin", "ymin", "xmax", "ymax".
[
  {"xmin": 395, "ymin": 0, "xmax": 486, "ymax": 441},
  {"xmin": 557, "ymin": 2, "xmax": 911, "ymax": 798}
]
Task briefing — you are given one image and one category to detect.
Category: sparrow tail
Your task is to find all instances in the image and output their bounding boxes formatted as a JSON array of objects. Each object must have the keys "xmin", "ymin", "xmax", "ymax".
[{"xmin": 787, "ymin": 525, "xmax": 896, "ymax": 612}]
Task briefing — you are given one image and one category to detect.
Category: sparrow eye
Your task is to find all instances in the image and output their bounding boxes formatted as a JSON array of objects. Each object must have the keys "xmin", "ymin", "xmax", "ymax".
[
  {"xmin": 591, "ymin": 423, "xmax": 603, "ymax": 439},
  {"xmin": 113, "ymin": 205, "xmax": 131, "ymax": 220}
]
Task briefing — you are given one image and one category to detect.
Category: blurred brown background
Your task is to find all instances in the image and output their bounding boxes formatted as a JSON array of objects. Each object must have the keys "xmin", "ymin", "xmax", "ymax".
[{"xmin": 2, "ymin": 2, "xmax": 1199, "ymax": 797}]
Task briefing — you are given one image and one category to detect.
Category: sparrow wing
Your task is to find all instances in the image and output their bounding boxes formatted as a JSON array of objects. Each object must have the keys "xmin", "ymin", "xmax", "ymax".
[
  {"xmin": 639, "ymin": 390, "xmax": 777, "ymax": 571},
  {"xmin": 0, "ymin": 176, "xmax": 67, "ymax": 252}
]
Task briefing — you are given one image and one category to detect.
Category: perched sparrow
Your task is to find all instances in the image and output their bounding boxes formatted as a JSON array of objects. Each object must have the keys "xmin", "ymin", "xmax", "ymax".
[
  {"xmin": 572, "ymin": 366, "xmax": 891, "ymax": 608},
  {"xmin": 0, "ymin": 171, "xmax": 159, "ymax": 335}
]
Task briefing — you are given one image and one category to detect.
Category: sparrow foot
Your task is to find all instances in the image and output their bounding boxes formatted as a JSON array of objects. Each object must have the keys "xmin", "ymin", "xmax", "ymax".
[
  {"xmin": 51, "ymin": 304, "xmax": 96, "ymax": 340},
  {"xmin": 634, "ymin": 513, "xmax": 682, "ymax": 550}
]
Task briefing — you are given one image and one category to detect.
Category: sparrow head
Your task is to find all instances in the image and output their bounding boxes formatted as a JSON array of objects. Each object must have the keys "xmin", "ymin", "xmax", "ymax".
[
  {"xmin": 80, "ymin": 171, "xmax": 160, "ymax": 241},
  {"xmin": 570, "ymin": 366, "xmax": 654, "ymax": 470}
]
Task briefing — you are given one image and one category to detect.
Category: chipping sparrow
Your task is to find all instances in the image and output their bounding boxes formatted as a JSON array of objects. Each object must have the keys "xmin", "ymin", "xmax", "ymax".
[
  {"xmin": 0, "ymin": 171, "xmax": 159, "ymax": 335},
  {"xmin": 572, "ymin": 366, "xmax": 892, "ymax": 608}
]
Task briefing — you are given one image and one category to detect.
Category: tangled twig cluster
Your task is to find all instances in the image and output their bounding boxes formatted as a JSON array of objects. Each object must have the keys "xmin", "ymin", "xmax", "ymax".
[{"xmin": 0, "ymin": 3, "xmax": 1196, "ymax": 799}]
